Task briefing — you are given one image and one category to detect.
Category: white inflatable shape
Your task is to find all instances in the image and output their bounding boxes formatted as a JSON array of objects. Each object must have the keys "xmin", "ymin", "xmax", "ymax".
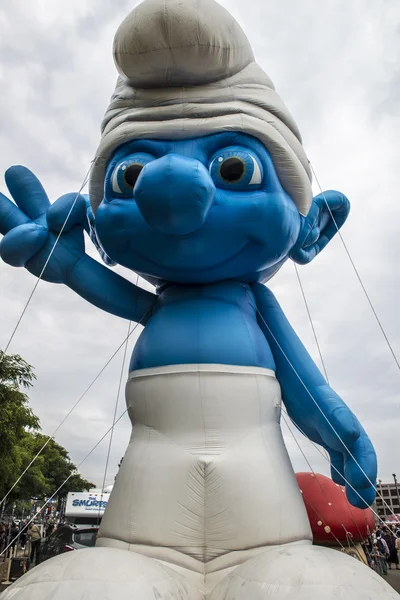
[
  {"xmin": 2, "ymin": 543, "xmax": 397, "ymax": 599},
  {"xmin": 3, "ymin": 365, "xmax": 396, "ymax": 598}
]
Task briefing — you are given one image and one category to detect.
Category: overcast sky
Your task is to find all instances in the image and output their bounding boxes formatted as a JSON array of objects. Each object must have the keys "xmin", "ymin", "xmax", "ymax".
[{"xmin": 0, "ymin": 0, "xmax": 399, "ymax": 498}]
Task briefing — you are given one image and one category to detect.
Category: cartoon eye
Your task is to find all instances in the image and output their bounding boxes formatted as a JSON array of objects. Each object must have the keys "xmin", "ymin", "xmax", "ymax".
[
  {"xmin": 110, "ymin": 153, "xmax": 155, "ymax": 197},
  {"xmin": 209, "ymin": 147, "xmax": 263, "ymax": 190}
]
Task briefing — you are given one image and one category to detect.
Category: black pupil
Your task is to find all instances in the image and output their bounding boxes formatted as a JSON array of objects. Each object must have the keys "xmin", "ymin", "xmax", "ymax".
[
  {"xmin": 219, "ymin": 157, "xmax": 245, "ymax": 182},
  {"xmin": 124, "ymin": 164, "xmax": 143, "ymax": 188}
]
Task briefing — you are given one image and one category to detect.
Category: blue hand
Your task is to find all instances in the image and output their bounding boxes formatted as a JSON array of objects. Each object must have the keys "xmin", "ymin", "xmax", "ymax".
[{"xmin": 0, "ymin": 166, "xmax": 88, "ymax": 283}]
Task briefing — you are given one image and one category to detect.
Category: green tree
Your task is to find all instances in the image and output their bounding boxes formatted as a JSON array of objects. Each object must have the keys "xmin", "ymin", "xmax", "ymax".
[
  {"xmin": 16, "ymin": 433, "xmax": 94, "ymax": 501},
  {"xmin": 0, "ymin": 352, "xmax": 95, "ymax": 508},
  {"xmin": 0, "ymin": 351, "xmax": 40, "ymax": 501}
]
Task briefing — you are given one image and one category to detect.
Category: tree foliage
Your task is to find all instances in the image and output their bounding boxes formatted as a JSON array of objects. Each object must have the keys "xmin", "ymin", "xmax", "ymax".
[
  {"xmin": 0, "ymin": 351, "xmax": 94, "ymax": 506},
  {"xmin": 0, "ymin": 351, "xmax": 39, "ymax": 500},
  {"xmin": 16, "ymin": 433, "xmax": 94, "ymax": 501}
]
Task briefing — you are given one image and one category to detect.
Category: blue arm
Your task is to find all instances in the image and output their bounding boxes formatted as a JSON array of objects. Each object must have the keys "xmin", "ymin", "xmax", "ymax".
[
  {"xmin": 251, "ymin": 282, "xmax": 377, "ymax": 508},
  {"xmin": 66, "ymin": 255, "xmax": 156, "ymax": 323}
]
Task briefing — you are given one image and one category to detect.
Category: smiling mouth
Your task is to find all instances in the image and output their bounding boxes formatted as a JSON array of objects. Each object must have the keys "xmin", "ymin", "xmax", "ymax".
[{"xmin": 131, "ymin": 241, "xmax": 250, "ymax": 273}]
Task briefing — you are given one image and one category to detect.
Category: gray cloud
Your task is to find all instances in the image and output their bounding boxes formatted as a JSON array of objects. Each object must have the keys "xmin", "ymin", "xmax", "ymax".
[{"xmin": 0, "ymin": 0, "xmax": 399, "ymax": 497}]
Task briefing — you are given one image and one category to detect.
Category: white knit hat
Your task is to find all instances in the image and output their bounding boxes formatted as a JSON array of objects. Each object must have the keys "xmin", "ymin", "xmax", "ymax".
[{"xmin": 89, "ymin": 0, "xmax": 312, "ymax": 215}]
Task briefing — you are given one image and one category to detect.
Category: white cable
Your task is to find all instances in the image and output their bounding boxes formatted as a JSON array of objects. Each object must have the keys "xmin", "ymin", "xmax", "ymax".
[
  {"xmin": 1, "ymin": 161, "xmax": 94, "ymax": 359},
  {"xmin": 0, "ymin": 312, "xmax": 148, "ymax": 509},
  {"xmin": 0, "ymin": 407, "xmax": 128, "ymax": 558},
  {"xmin": 293, "ymin": 262, "xmax": 331, "ymax": 462},
  {"xmin": 248, "ymin": 286, "xmax": 394, "ymax": 517},
  {"xmin": 98, "ymin": 320, "xmax": 131, "ymax": 500},
  {"xmin": 310, "ymin": 163, "xmax": 400, "ymax": 372},
  {"xmin": 293, "ymin": 263, "xmax": 330, "ymax": 384},
  {"xmin": 97, "ymin": 289, "xmax": 136, "ymax": 524}
]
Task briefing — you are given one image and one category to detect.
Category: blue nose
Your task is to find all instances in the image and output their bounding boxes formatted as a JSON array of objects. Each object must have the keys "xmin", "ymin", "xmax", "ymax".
[{"xmin": 135, "ymin": 154, "xmax": 215, "ymax": 236}]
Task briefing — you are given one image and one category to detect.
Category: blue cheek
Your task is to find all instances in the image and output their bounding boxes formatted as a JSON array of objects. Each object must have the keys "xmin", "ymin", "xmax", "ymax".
[{"xmin": 95, "ymin": 200, "xmax": 136, "ymax": 257}]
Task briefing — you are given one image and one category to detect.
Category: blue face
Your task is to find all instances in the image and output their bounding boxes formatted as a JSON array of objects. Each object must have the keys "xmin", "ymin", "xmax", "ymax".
[{"xmin": 95, "ymin": 133, "xmax": 302, "ymax": 285}]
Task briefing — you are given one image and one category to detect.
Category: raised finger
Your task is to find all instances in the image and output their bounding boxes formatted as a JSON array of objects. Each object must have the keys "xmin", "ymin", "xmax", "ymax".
[
  {"xmin": 0, "ymin": 192, "xmax": 30, "ymax": 235},
  {"xmin": 5, "ymin": 166, "xmax": 50, "ymax": 220}
]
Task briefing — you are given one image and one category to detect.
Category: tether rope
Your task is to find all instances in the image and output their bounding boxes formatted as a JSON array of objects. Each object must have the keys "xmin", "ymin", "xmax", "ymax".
[
  {"xmin": 96, "ymin": 293, "xmax": 136, "ymax": 524},
  {"xmin": 293, "ymin": 263, "xmax": 330, "ymax": 384},
  {"xmin": 310, "ymin": 163, "xmax": 400, "ymax": 372},
  {"xmin": 293, "ymin": 262, "xmax": 331, "ymax": 461},
  {"xmin": 0, "ymin": 161, "xmax": 94, "ymax": 359}
]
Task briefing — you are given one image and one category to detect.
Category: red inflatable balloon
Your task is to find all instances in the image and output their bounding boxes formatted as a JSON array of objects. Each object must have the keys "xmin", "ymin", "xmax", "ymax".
[{"xmin": 296, "ymin": 472, "xmax": 375, "ymax": 545}]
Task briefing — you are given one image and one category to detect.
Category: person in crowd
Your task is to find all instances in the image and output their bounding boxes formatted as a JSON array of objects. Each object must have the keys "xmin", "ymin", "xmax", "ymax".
[
  {"xmin": 10, "ymin": 521, "xmax": 20, "ymax": 550},
  {"xmin": 382, "ymin": 527, "xmax": 399, "ymax": 570},
  {"xmin": 0, "ymin": 522, "xmax": 6, "ymax": 553},
  {"xmin": 395, "ymin": 531, "xmax": 400, "ymax": 564},
  {"xmin": 371, "ymin": 543, "xmax": 387, "ymax": 577},
  {"xmin": 19, "ymin": 521, "xmax": 28, "ymax": 550},
  {"xmin": 27, "ymin": 522, "xmax": 41, "ymax": 564},
  {"xmin": 375, "ymin": 529, "xmax": 389, "ymax": 575},
  {"xmin": 363, "ymin": 535, "xmax": 374, "ymax": 567}
]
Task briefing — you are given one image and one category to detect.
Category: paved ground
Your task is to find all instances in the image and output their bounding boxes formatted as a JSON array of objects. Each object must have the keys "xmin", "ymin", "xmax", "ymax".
[
  {"xmin": 386, "ymin": 568, "xmax": 400, "ymax": 594},
  {"xmin": 0, "ymin": 547, "xmax": 30, "ymax": 594}
]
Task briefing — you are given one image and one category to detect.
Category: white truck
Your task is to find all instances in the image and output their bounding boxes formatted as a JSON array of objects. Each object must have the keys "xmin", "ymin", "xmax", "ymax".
[{"xmin": 64, "ymin": 491, "xmax": 110, "ymax": 524}]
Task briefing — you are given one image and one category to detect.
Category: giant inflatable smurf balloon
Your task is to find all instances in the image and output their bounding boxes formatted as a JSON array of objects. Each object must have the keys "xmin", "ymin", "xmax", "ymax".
[{"xmin": 0, "ymin": 1, "xmax": 396, "ymax": 598}]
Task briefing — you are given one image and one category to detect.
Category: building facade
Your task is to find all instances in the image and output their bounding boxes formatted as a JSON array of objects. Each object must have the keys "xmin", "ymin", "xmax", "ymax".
[{"xmin": 376, "ymin": 480, "xmax": 400, "ymax": 519}]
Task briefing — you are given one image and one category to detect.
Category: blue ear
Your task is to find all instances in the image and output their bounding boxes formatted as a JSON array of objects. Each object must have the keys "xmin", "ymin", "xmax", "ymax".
[{"xmin": 289, "ymin": 190, "xmax": 350, "ymax": 265}]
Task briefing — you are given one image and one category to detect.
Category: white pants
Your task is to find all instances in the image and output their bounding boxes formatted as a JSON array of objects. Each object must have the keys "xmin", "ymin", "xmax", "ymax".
[{"xmin": 98, "ymin": 364, "xmax": 312, "ymax": 566}]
